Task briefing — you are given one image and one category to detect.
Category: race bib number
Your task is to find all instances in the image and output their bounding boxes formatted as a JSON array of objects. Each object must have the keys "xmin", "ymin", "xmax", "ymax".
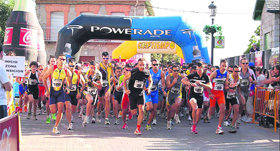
[
  {"xmin": 134, "ymin": 80, "xmax": 144, "ymax": 89},
  {"xmin": 52, "ymin": 79, "xmax": 62, "ymax": 88},
  {"xmin": 194, "ymin": 86, "xmax": 203, "ymax": 94},
  {"xmin": 213, "ymin": 78, "xmax": 225, "ymax": 91},
  {"xmin": 88, "ymin": 87, "xmax": 97, "ymax": 95},
  {"xmin": 151, "ymin": 85, "xmax": 157, "ymax": 91},
  {"xmin": 24, "ymin": 78, "xmax": 28, "ymax": 85},
  {"xmin": 70, "ymin": 85, "xmax": 77, "ymax": 91},
  {"xmin": 214, "ymin": 84, "xmax": 224, "ymax": 91},
  {"xmin": 240, "ymin": 79, "xmax": 249, "ymax": 87},
  {"xmin": 102, "ymin": 80, "xmax": 109, "ymax": 87},
  {"xmin": 171, "ymin": 87, "xmax": 180, "ymax": 94},
  {"xmin": 227, "ymin": 91, "xmax": 236, "ymax": 99},
  {"xmin": 29, "ymin": 79, "xmax": 37, "ymax": 85}
]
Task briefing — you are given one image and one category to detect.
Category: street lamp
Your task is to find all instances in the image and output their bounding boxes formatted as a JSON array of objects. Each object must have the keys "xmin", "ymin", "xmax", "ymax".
[{"xmin": 208, "ymin": 1, "xmax": 216, "ymax": 65}]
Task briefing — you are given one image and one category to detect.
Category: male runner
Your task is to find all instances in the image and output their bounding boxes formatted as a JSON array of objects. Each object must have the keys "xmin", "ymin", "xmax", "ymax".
[
  {"xmin": 65, "ymin": 59, "xmax": 85, "ymax": 130},
  {"xmin": 82, "ymin": 61, "xmax": 102, "ymax": 126},
  {"xmin": 182, "ymin": 62, "xmax": 212, "ymax": 134},
  {"xmin": 120, "ymin": 64, "xmax": 132, "ymax": 129},
  {"xmin": 166, "ymin": 65, "xmax": 186, "ymax": 130},
  {"xmin": 112, "ymin": 66, "xmax": 123, "ymax": 125},
  {"xmin": 40, "ymin": 57, "xmax": 57, "ymax": 124},
  {"xmin": 145, "ymin": 59, "xmax": 165, "ymax": 130},
  {"xmin": 98, "ymin": 52, "xmax": 114, "ymax": 125},
  {"xmin": 43, "ymin": 54, "xmax": 71, "ymax": 134},
  {"xmin": 123, "ymin": 58, "xmax": 152, "ymax": 135},
  {"xmin": 208, "ymin": 59, "xmax": 228, "ymax": 134},
  {"xmin": 225, "ymin": 65, "xmax": 244, "ymax": 133}
]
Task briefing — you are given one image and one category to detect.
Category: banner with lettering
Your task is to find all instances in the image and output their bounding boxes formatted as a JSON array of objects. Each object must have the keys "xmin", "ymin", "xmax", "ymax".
[{"xmin": 3, "ymin": 56, "xmax": 25, "ymax": 77}]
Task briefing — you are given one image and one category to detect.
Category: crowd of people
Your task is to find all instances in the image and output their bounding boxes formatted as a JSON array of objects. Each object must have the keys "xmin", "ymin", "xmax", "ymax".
[{"xmin": 1, "ymin": 49, "xmax": 280, "ymax": 136}]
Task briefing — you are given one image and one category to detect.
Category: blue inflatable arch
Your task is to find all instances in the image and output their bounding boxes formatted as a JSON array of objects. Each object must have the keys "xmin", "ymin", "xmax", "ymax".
[{"xmin": 55, "ymin": 15, "xmax": 210, "ymax": 63}]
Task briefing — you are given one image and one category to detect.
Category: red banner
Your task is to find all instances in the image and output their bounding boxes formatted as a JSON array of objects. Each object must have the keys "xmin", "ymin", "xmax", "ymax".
[
  {"xmin": 19, "ymin": 28, "xmax": 37, "ymax": 48},
  {"xmin": 3, "ymin": 27, "xmax": 13, "ymax": 46},
  {"xmin": 0, "ymin": 114, "xmax": 20, "ymax": 151}
]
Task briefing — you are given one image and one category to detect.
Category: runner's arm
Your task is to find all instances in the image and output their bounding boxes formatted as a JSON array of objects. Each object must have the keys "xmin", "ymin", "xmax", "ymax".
[
  {"xmin": 181, "ymin": 76, "xmax": 190, "ymax": 86},
  {"xmin": 209, "ymin": 70, "xmax": 217, "ymax": 82},
  {"xmin": 43, "ymin": 66, "xmax": 53, "ymax": 94},
  {"xmin": 161, "ymin": 72, "xmax": 165, "ymax": 92},
  {"xmin": 123, "ymin": 71, "xmax": 131, "ymax": 92},
  {"xmin": 166, "ymin": 75, "xmax": 173, "ymax": 89},
  {"xmin": 79, "ymin": 74, "xmax": 86, "ymax": 92}
]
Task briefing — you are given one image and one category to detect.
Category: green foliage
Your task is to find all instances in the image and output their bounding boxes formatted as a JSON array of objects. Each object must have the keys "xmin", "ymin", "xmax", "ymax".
[
  {"xmin": 151, "ymin": 53, "xmax": 180, "ymax": 64},
  {"xmin": 203, "ymin": 24, "xmax": 223, "ymax": 41},
  {"xmin": 244, "ymin": 26, "xmax": 260, "ymax": 54},
  {"xmin": 0, "ymin": 0, "xmax": 14, "ymax": 43}
]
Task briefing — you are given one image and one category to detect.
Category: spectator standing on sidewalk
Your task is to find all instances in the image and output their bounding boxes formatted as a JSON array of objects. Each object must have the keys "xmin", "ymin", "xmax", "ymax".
[
  {"xmin": 0, "ymin": 44, "xmax": 13, "ymax": 119},
  {"xmin": 249, "ymin": 43, "xmax": 260, "ymax": 53}
]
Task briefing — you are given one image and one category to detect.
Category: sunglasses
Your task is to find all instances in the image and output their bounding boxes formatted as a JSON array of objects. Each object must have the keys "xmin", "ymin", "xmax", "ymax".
[
  {"xmin": 103, "ymin": 58, "xmax": 109, "ymax": 60},
  {"xmin": 163, "ymin": 69, "xmax": 167, "ymax": 71},
  {"xmin": 234, "ymin": 71, "xmax": 240, "ymax": 73},
  {"xmin": 153, "ymin": 64, "xmax": 159, "ymax": 66},
  {"xmin": 59, "ymin": 58, "xmax": 66, "ymax": 61},
  {"xmin": 242, "ymin": 62, "xmax": 248, "ymax": 65},
  {"xmin": 173, "ymin": 70, "xmax": 179, "ymax": 72},
  {"xmin": 69, "ymin": 65, "xmax": 75, "ymax": 67},
  {"xmin": 228, "ymin": 70, "xmax": 233, "ymax": 73}
]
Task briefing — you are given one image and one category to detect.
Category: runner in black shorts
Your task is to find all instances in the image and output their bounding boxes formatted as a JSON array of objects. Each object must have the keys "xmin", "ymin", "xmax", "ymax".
[
  {"xmin": 182, "ymin": 62, "xmax": 211, "ymax": 134},
  {"xmin": 25, "ymin": 61, "xmax": 40, "ymax": 120},
  {"xmin": 65, "ymin": 59, "xmax": 85, "ymax": 130},
  {"xmin": 112, "ymin": 66, "xmax": 123, "ymax": 125},
  {"xmin": 225, "ymin": 65, "xmax": 245, "ymax": 133},
  {"xmin": 124, "ymin": 58, "xmax": 152, "ymax": 135}
]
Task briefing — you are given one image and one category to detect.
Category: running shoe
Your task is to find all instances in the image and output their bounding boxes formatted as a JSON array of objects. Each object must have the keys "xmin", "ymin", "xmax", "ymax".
[
  {"xmin": 223, "ymin": 120, "xmax": 231, "ymax": 127},
  {"xmin": 174, "ymin": 114, "xmax": 181, "ymax": 124},
  {"xmin": 105, "ymin": 118, "xmax": 110, "ymax": 125},
  {"xmin": 134, "ymin": 128, "xmax": 141, "ymax": 135},
  {"xmin": 46, "ymin": 116, "xmax": 51, "ymax": 124},
  {"xmin": 33, "ymin": 115, "xmax": 37, "ymax": 120},
  {"xmin": 145, "ymin": 125, "xmax": 152, "ymax": 130},
  {"xmin": 114, "ymin": 118, "xmax": 120, "ymax": 125},
  {"xmin": 52, "ymin": 127, "xmax": 60, "ymax": 134},
  {"xmin": 78, "ymin": 113, "xmax": 82, "ymax": 118},
  {"xmin": 188, "ymin": 115, "xmax": 192, "ymax": 121},
  {"xmin": 68, "ymin": 123, "xmax": 73, "ymax": 130},
  {"xmin": 92, "ymin": 117, "xmax": 96, "ymax": 123},
  {"xmin": 96, "ymin": 115, "xmax": 101, "ymax": 123},
  {"xmin": 203, "ymin": 116, "xmax": 210, "ymax": 123},
  {"xmin": 167, "ymin": 120, "xmax": 172, "ymax": 130},
  {"xmin": 152, "ymin": 119, "xmax": 157, "ymax": 125},
  {"xmin": 52, "ymin": 113, "xmax": 56, "ymax": 121},
  {"xmin": 128, "ymin": 112, "xmax": 133, "ymax": 120},
  {"xmin": 191, "ymin": 125, "xmax": 198, "ymax": 134},
  {"xmin": 19, "ymin": 107, "xmax": 23, "ymax": 113},
  {"xmin": 71, "ymin": 115, "xmax": 74, "ymax": 123},
  {"xmin": 122, "ymin": 123, "xmax": 128, "ymax": 129},
  {"xmin": 27, "ymin": 112, "xmax": 31, "ymax": 119},
  {"xmin": 24, "ymin": 105, "xmax": 28, "ymax": 113},
  {"xmin": 82, "ymin": 116, "xmax": 89, "ymax": 127},
  {"xmin": 241, "ymin": 115, "xmax": 248, "ymax": 122},
  {"xmin": 216, "ymin": 126, "xmax": 224, "ymax": 134},
  {"xmin": 228, "ymin": 126, "xmax": 237, "ymax": 133}
]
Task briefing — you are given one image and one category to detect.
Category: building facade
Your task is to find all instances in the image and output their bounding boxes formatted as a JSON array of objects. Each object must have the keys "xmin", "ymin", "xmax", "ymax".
[
  {"xmin": 36, "ymin": 0, "xmax": 152, "ymax": 62},
  {"xmin": 253, "ymin": 0, "xmax": 280, "ymax": 52}
]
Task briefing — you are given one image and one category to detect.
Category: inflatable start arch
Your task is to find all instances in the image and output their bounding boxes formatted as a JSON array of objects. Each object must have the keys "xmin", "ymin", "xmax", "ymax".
[{"xmin": 55, "ymin": 14, "xmax": 210, "ymax": 63}]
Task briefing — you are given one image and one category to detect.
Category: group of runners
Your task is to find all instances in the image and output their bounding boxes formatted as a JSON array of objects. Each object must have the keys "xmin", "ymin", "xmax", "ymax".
[{"xmin": 15, "ymin": 51, "xmax": 264, "ymax": 135}]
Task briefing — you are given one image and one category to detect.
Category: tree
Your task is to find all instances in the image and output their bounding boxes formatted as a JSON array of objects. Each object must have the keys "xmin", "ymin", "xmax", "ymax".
[
  {"xmin": 151, "ymin": 53, "xmax": 180, "ymax": 64},
  {"xmin": 0, "ymin": 0, "xmax": 14, "ymax": 43},
  {"xmin": 244, "ymin": 25, "xmax": 260, "ymax": 54}
]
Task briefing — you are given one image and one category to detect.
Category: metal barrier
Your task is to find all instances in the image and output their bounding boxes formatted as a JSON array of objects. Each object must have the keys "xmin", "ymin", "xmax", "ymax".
[{"xmin": 252, "ymin": 87, "xmax": 279, "ymax": 132}]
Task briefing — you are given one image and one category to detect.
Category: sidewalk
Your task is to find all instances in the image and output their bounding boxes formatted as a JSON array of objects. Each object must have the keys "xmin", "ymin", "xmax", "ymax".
[{"xmin": 20, "ymin": 112, "xmax": 279, "ymax": 151}]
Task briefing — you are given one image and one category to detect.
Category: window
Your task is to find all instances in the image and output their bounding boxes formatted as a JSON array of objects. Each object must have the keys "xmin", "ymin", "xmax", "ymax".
[
  {"xmin": 51, "ymin": 12, "xmax": 64, "ymax": 41},
  {"xmin": 111, "ymin": 12, "xmax": 125, "ymax": 16},
  {"xmin": 264, "ymin": 32, "xmax": 271, "ymax": 50}
]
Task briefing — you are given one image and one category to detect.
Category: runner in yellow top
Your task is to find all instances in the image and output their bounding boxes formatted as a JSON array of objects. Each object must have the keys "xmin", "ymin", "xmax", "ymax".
[
  {"xmin": 43, "ymin": 54, "xmax": 71, "ymax": 134},
  {"xmin": 98, "ymin": 51, "xmax": 115, "ymax": 125}
]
